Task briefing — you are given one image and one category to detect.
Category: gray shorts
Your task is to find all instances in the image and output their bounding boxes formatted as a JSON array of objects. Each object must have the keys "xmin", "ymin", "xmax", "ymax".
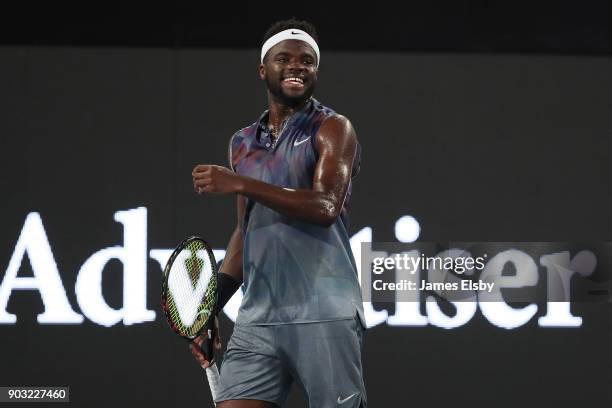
[{"xmin": 215, "ymin": 316, "xmax": 367, "ymax": 407}]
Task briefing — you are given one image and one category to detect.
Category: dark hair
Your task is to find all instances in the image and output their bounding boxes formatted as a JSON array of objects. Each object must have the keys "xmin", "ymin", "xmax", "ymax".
[{"xmin": 262, "ymin": 18, "xmax": 319, "ymax": 47}]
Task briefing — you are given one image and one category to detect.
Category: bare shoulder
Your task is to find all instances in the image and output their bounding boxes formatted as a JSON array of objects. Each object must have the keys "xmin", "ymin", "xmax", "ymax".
[{"xmin": 316, "ymin": 113, "xmax": 358, "ymax": 148}]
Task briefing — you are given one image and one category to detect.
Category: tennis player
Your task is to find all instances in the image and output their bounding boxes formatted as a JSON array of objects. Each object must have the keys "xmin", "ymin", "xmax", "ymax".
[{"xmin": 190, "ymin": 18, "xmax": 367, "ymax": 408}]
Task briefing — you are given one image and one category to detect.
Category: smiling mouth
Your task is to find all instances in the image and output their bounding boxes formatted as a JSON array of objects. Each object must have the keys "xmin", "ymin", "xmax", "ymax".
[{"xmin": 282, "ymin": 77, "xmax": 305, "ymax": 87}]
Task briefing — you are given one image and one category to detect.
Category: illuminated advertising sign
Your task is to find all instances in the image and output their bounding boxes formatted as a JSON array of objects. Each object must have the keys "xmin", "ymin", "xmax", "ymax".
[{"xmin": 3, "ymin": 208, "xmax": 604, "ymax": 330}]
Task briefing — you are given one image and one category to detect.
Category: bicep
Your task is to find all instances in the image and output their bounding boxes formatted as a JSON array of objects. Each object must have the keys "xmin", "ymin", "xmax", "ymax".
[{"xmin": 313, "ymin": 116, "xmax": 358, "ymax": 199}]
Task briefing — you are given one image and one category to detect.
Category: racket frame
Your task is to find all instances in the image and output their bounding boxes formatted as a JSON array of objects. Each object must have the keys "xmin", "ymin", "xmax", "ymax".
[{"xmin": 161, "ymin": 236, "xmax": 219, "ymax": 358}]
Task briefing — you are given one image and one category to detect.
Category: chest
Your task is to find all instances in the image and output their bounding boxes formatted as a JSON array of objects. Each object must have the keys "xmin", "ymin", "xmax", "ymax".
[{"xmin": 235, "ymin": 126, "xmax": 319, "ymax": 187}]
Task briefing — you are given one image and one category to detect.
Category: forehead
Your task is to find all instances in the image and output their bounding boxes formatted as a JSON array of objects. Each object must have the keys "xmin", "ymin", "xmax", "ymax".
[{"xmin": 268, "ymin": 39, "xmax": 316, "ymax": 58}]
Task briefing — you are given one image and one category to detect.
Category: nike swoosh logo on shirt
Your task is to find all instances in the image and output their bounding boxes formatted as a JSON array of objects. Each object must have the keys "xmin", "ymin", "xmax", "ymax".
[
  {"xmin": 337, "ymin": 393, "xmax": 357, "ymax": 404},
  {"xmin": 293, "ymin": 137, "xmax": 310, "ymax": 147}
]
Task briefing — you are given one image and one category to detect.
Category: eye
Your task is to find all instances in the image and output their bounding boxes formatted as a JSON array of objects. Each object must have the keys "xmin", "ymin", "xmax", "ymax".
[
  {"xmin": 276, "ymin": 56, "xmax": 288, "ymax": 63},
  {"xmin": 303, "ymin": 58, "xmax": 314, "ymax": 66}
]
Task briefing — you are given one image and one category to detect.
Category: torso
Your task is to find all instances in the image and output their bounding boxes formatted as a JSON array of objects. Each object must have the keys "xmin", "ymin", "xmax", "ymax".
[{"xmin": 229, "ymin": 97, "xmax": 365, "ymax": 327}]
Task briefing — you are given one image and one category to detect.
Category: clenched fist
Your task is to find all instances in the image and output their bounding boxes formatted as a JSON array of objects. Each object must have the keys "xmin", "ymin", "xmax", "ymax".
[{"xmin": 192, "ymin": 164, "xmax": 242, "ymax": 194}]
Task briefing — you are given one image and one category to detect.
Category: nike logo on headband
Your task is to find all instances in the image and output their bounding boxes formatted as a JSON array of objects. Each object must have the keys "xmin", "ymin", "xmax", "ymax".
[{"xmin": 291, "ymin": 31, "xmax": 302, "ymax": 35}]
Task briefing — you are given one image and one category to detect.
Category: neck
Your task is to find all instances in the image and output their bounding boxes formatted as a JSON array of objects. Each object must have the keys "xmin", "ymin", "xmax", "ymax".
[{"xmin": 266, "ymin": 92, "xmax": 310, "ymax": 129}]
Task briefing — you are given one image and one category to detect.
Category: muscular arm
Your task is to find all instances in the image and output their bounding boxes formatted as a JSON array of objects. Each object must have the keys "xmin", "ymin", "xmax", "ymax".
[
  {"xmin": 193, "ymin": 115, "xmax": 359, "ymax": 227},
  {"xmin": 217, "ymin": 195, "xmax": 245, "ymax": 284}
]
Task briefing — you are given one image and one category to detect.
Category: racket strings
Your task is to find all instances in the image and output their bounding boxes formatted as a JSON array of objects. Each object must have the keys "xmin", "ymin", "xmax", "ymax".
[{"xmin": 165, "ymin": 240, "xmax": 217, "ymax": 338}]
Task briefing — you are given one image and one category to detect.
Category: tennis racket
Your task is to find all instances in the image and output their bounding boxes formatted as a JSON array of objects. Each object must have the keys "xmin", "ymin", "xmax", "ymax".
[{"xmin": 161, "ymin": 236, "xmax": 221, "ymax": 405}]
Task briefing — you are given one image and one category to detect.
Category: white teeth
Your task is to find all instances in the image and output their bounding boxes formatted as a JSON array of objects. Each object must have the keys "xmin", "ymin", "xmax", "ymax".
[{"xmin": 284, "ymin": 77, "xmax": 303, "ymax": 83}]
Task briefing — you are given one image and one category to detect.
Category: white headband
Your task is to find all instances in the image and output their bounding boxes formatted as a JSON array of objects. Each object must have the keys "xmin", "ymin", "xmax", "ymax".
[{"xmin": 261, "ymin": 28, "xmax": 320, "ymax": 67}]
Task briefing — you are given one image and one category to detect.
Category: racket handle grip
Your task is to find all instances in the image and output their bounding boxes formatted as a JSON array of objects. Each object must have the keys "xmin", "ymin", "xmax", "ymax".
[
  {"xmin": 206, "ymin": 362, "xmax": 220, "ymax": 405},
  {"xmin": 202, "ymin": 327, "xmax": 215, "ymax": 363}
]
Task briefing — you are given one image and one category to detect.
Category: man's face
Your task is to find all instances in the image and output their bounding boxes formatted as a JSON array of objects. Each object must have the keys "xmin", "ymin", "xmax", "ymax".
[{"xmin": 260, "ymin": 39, "xmax": 318, "ymax": 106}]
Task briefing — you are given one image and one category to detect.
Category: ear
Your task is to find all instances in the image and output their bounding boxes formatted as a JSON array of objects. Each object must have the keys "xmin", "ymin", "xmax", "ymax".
[{"xmin": 258, "ymin": 63, "xmax": 265, "ymax": 80}]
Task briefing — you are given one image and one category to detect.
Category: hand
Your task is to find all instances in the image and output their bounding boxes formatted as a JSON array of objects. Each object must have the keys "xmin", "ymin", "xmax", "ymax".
[
  {"xmin": 188, "ymin": 316, "xmax": 222, "ymax": 369},
  {"xmin": 192, "ymin": 164, "xmax": 241, "ymax": 194}
]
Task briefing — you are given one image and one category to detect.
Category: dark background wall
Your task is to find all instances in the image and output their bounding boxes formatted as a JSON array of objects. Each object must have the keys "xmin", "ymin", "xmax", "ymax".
[
  {"xmin": 1, "ymin": 6, "xmax": 612, "ymax": 408},
  {"xmin": 1, "ymin": 3, "xmax": 611, "ymax": 54}
]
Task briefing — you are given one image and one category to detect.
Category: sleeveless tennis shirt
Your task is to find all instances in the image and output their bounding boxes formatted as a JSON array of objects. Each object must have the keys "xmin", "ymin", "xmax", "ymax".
[{"xmin": 229, "ymin": 97, "xmax": 365, "ymax": 328}]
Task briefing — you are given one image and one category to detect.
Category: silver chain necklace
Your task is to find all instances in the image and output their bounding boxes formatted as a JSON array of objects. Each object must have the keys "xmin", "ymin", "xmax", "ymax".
[
  {"xmin": 268, "ymin": 116, "xmax": 291, "ymax": 148},
  {"xmin": 267, "ymin": 98, "xmax": 312, "ymax": 147}
]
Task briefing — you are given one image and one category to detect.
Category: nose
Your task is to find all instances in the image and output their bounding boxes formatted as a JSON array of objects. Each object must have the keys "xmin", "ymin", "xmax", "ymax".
[{"xmin": 287, "ymin": 57, "xmax": 306, "ymax": 71}]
